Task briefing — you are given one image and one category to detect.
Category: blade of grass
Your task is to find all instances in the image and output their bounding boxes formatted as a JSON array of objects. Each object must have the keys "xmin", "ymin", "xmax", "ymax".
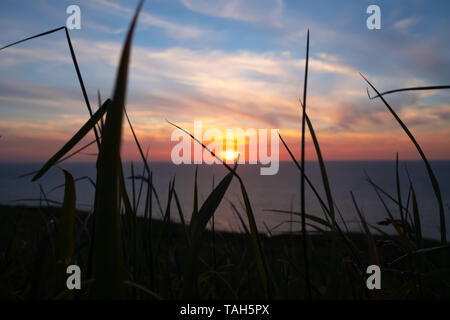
[
  {"xmin": 48, "ymin": 176, "xmax": 95, "ymax": 195},
  {"xmin": 91, "ymin": 0, "xmax": 144, "ymax": 299},
  {"xmin": 265, "ymin": 209, "xmax": 332, "ymax": 229},
  {"xmin": 55, "ymin": 168, "xmax": 76, "ymax": 299},
  {"xmin": 32, "ymin": 99, "xmax": 111, "ymax": 181},
  {"xmin": 396, "ymin": 153, "xmax": 405, "ymax": 226},
  {"xmin": 124, "ymin": 107, "xmax": 151, "ymax": 176},
  {"xmin": 304, "ymin": 111, "xmax": 335, "ymax": 222},
  {"xmin": 191, "ymin": 165, "xmax": 199, "ymax": 227},
  {"xmin": 144, "ymin": 170, "xmax": 155, "ymax": 289},
  {"xmin": 390, "ymin": 245, "xmax": 450, "ymax": 266},
  {"xmin": 184, "ymin": 168, "xmax": 237, "ymax": 299},
  {"xmin": 351, "ymin": 192, "xmax": 380, "ymax": 267},
  {"xmin": 16, "ymin": 138, "xmax": 99, "ymax": 180},
  {"xmin": 190, "ymin": 163, "xmax": 237, "ymax": 241},
  {"xmin": 369, "ymin": 177, "xmax": 414, "ymax": 252},
  {"xmin": 0, "ymin": 26, "xmax": 101, "ymax": 150},
  {"xmin": 229, "ymin": 200, "xmax": 250, "ymax": 236},
  {"xmin": 278, "ymin": 133, "xmax": 331, "ymax": 223},
  {"xmin": 55, "ymin": 169, "xmax": 76, "ymax": 266},
  {"xmin": 238, "ymin": 179, "xmax": 271, "ymax": 298},
  {"xmin": 361, "ymin": 73, "xmax": 446, "ymax": 244},
  {"xmin": 299, "ymin": 29, "xmax": 311, "ymax": 299},
  {"xmin": 0, "ymin": 27, "xmax": 65, "ymax": 50},
  {"xmin": 97, "ymin": 90, "xmax": 105, "ymax": 134},
  {"xmin": 367, "ymin": 85, "xmax": 450, "ymax": 100},
  {"xmin": 173, "ymin": 188, "xmax": 190, "ymax": 245},
  {"xmin": 131, "ymin": 162, "xmax": 136, "ymax": 213},
  {"xmin": 64, "ymin": 27, "xmax": 101, "ymax": 150},
  {"xmin": 134, "ymin": 161, "xmax": 146, "ymax": 214},
  {"xmin": 411, "ymin": 184, "xmax": 422, "ymax": 248},
  {"xmin": 365, "ymin": 172, "xmax": 411, "ymax": 216},
  {"xmin": 154, "ymin": 179, "xmax": 175, "ymax": 262}
]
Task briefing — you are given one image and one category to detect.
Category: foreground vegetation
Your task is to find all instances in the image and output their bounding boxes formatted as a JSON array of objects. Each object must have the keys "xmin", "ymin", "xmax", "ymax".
[
  {"xmin": 1, "ymin": 205, "xmax": 448, "ymax": 299},
  {"xmin": 1, "ymin": 1, "xmax": 449, "ymax": 299}
]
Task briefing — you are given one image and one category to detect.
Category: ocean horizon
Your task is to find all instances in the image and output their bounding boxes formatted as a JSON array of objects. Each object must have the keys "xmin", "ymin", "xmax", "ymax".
[{"xmin": 1, "ymin": 160, "xmax": 449, "ymax": 240}]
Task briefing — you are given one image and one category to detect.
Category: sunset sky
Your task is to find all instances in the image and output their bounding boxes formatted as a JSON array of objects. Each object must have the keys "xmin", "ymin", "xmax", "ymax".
[{"xmin": 0, "ymin": 0, "xmax": 449, "ymax": 162}]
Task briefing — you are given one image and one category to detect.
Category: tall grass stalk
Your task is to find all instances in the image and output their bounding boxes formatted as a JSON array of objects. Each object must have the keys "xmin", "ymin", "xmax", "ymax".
[
  {"xmin": 91, "ymin": 0, "xmax": 144, "ymax": 299},
  {"xmin": 299, "ymin": 29, "xmax": 312, "ymax": 299}
]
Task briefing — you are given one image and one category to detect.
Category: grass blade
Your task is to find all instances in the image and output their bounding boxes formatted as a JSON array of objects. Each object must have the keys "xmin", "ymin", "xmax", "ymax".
[
  {"xmin": 305, "ymin": 112, "xmax": 335, "ymax": 222},
  {"xmin": 191, "ymin": 165, "xmax": 199, "ymax": 228},
  {"xmin": 190, "ymin": 165, "xmax": 236, "ymax": 241},
  {"xmin": 300, "ymin": 30, "xmax": 311, "ymax": 299},
  {"xmin": 32, "ymin": 99, "xmax": 111, "ymax": 181},
  {"xmin": 367, "ymin": 85, "xmax": 450, "ymax": 100},
  {"xmin": 278, "ymin": 132, "xmax": 330, "ymax": 216},
  {"xmin": 351, "ymin": 192, "xmax": 380, "ymax": 267},
  {"xmin": 361, "ymin": 73, "xmax": 446, "ymax": 244},
  {"xmin": 411, "ymin": 185, "xmax": 422, "ymax": 248},
  {"xmin": 395, "ymin": 153, "xmax": 404, "ymax": 226},
  {"xmin": 64, "ymin": 27, "xmax": 101, "ymax": 150},
  {"xmin": 173, "ymin": 188, "xmax": 190, "ymax": 245},
  {"xmin": 238, "ymin": 179, "xmax": 271, "ymax": 298},
  {"xmin": 0, "ymin": 27, "xmax": 65, "ymax": 50},
  {"xmin": 265, "ymin": 209, "xmax": 332, "ymax": 229},
  {"xmin": 55, "ymin": 169, "xmax": 76, "ymax": 267},
  {"xmin": 0, "ymin": 26, "xmax": 101, "ymax": 150},
  {"xmin": 125, "ymin": 108, "xmax": 151, "ymax": 176},
  {"xmin": 91, "ymin": 0, "xmax": 144, "ymax": 299},
  {"xmin": 183, "ymin": 166, "xmax": 236, "ymax": 298}
]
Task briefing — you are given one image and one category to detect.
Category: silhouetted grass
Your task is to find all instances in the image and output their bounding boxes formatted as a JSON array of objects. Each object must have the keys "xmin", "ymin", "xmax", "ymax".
[{"xmin": 0, "ymin": 0, "xmax": 450, "ymax": 300}]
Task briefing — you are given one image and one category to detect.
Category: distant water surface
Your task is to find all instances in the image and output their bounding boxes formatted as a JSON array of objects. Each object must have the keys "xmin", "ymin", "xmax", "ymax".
[{"xmin": 1, "ymin": 161, "xmax": 449, "ymax": 239}]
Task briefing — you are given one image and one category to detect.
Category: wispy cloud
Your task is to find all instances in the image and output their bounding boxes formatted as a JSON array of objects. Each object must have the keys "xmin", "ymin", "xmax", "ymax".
[
  {"xmin": 84, "ymin": 19, "xmax": 126, "ymax": 35},
  {"xmin": 68, "ymin": 40, "xmax": 365, "ymax": 128},
  {"xmin": 180, "ymin": 0, "xmax": 284, "ymax": 27},
  {"xmin": 3, "ymin": 36, "xmax": 446, "ymax": 138},
  {"xmin": 394, "ymin": 17, "xmax": 420, "ymax": 32},
  {"xmin": 89, "ymin": 0, "xmax": 208, "ymax": 39}
]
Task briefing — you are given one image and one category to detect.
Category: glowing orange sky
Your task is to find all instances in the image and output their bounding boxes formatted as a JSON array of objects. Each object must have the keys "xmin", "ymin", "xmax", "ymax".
[
  {"xmin": 1, "ymin": 125, "xmax": 449, "ymax": 163},
  {"xmin": 1, "ymin": 1, "xmax": 450, "ymax": 163}
]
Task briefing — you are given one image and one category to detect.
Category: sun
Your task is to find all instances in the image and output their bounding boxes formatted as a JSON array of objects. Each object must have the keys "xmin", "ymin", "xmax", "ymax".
[{"xmin": 223, "ymin": 150, "xmax": 238, "ymax": 162}]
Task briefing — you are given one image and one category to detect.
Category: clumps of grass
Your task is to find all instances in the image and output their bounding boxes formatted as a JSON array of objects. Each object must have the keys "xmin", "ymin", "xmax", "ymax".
[{"xmin": 1, "ymin": 0, "xmax": 450, "ymax": 300}]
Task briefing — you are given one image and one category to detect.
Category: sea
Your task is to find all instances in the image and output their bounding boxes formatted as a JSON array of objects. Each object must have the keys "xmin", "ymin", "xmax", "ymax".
[{"xmin": 1, "ymin": 161, "xmax": 449, "ymax": 240}]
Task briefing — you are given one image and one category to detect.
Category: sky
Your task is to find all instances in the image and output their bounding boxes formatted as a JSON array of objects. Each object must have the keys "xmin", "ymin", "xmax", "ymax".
[{"xmin": 0, "ymin": 0, "xmax": 449, "ymax": 162}]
